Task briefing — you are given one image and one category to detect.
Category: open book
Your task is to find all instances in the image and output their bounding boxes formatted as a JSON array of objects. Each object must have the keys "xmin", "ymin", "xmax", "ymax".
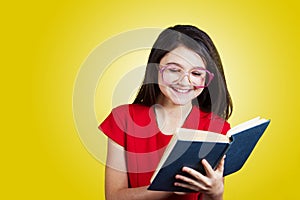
[{"xmin": 148, "ymin": 117, "xmax": 271, "ymax": 192}]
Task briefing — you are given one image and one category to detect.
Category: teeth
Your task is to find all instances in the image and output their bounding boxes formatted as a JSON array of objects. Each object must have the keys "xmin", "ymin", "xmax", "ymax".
[{"xmin": 172, "ymin": 88, "xmax": 190, "ymax": 93}]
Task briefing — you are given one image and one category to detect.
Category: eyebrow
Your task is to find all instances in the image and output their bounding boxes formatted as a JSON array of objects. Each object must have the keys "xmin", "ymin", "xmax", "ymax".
[{"xmin": 164, "ymin": 62, "xmax": 206, "ymax": 69}]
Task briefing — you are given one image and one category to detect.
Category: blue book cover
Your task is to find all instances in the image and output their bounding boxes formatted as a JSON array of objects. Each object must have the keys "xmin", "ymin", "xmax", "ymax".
[{"xmin": 148, "ymin": 117, "xmax": 270, "ymax": 192}]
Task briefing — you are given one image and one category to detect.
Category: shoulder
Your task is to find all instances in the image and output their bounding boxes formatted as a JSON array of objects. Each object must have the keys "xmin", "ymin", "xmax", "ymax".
[
  {"xmin": 111, "ymin": 104, "xmax": 151, "ymax": 121},
  {"xmin": 99, "ymin": 104, "xmax": 151, "ymax": 145},
  {"xmin": 113, "ymin": 104, "xmax": 157, "ymax": 129},
  {"xmin": 111, "ymin": 104, "xmax": 150, "ymax": 115}
]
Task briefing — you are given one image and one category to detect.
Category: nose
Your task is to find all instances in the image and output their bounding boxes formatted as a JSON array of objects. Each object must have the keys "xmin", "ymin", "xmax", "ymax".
[{"xmin": 179, "ymin": 72, "xmax": 191, "ymax": 85}]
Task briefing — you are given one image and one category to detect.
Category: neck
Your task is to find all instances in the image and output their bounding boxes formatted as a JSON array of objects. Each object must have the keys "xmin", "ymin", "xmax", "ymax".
[
  {"xmin": 155, "ymin": 95, "xmax": 193, "ymax": 135},
  {"xmin": 156, "ymin": 94, "xmax": 193, "ymax": 114}
]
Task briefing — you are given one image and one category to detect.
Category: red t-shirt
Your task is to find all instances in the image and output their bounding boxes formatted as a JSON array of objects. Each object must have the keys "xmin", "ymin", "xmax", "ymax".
[{"xmin": 99, "ymin": 104, "xmax": 230, "ymax": 200}]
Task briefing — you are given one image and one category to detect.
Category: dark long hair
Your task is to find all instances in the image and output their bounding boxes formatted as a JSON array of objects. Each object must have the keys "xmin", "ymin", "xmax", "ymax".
[{"xmin": 133, "ymin": 25, "xmax": 233, "ymax": 120}]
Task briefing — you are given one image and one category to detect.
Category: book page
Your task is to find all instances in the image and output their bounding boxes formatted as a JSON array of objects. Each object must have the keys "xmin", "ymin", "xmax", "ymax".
[
  {"xmin": 150, "ymin": 133, "xmax": 179, "ymax": 182},
  {"xmin": 227, "ymin": 117, "xmax": 269, "ymax": 137},
  {"xmin": 177, "ymin": 128, "xmax": 229, "ymax": 143}
]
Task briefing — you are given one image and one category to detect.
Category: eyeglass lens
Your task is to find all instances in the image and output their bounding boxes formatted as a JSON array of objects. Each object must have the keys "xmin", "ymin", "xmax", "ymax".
[{"xmin": 162, "ymin": 66, "xmax": 208, "ymax": 87}]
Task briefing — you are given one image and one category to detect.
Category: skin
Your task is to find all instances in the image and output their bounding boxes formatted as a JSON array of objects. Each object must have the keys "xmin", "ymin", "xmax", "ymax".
[
  {"xmin": 105, "ymin": 45, "xmax": 225, "ymax": 200},
  {"xmin": 157, "ymin": 45, "xmax": 205, "ymax": 107}
]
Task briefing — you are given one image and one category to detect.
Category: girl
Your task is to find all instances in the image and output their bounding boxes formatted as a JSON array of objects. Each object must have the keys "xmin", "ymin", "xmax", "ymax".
[{"xmin": 99, "ymin": 25, "xmax": 233, "ymax": 200}]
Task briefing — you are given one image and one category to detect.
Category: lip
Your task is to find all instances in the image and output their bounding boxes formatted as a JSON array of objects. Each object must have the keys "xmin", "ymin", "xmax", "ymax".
[{"xmin": 170, "ymin": 86, "xmax": 193, "ymax": 94}]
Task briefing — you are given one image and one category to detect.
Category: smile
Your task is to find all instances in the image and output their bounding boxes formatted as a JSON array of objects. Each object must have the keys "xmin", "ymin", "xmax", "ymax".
[{"xmin": 171, "ymin": 87, "xmax": 193, "ymax": 94}]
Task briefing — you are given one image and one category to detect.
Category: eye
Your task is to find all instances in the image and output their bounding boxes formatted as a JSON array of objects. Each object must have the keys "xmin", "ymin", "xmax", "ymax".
[
  {"xmin": 166, "ymin": 65, "xmax": 182, "ymax": 73},
  {"xmin": 168, "ymin": 68, "xmax": 181, "ymax": 73},
  {"xmin": 191, "ymin": 70, "xmax": 206, "ymax": 77}
]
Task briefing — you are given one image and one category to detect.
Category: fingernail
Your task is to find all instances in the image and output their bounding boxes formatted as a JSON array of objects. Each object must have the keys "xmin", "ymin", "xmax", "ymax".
[{"xmin": 182, "ymin": 167, "xmax": 189, "ymax": 172}]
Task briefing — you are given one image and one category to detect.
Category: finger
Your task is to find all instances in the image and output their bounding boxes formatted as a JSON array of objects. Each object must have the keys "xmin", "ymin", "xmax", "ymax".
[
  {"xmin": 175, "ymin": 174, "xmax": 199, "ymax": 186},
  {"xmin": 202, "ymin": 159, "xmax": 214, "ymax": 177},
  {"xmin": 174, "ymin": 173, "xmax": 209, "ymax": 193},
  {"xmin": 174, "ymin": 181, "xmax": 199, "ymax": 192},
  {"xmin": 181, "ymin": 167, "xmax": 207, "ymax": 181},
  {"xmin": 174, "ymin": 192, "xmax": 188, "ymax": 195},
  {"xmin": 174, "ymin": 177, "xmax": 203, "ymax": 192},
  {"xmin": 175, "ymin": 173, "xmax": 207, "ymax": 188}
]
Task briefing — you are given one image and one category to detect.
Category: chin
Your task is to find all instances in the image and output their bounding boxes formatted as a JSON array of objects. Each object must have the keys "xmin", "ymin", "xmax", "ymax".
[
  {"xmin": 169, "ymin": 96, "xmax": 194, "ymax": 106},
  {"xmin": 159, "ymin": 84, "xmax": 202, "ymax": 106},
  {"xmin": 169, "ymin": 92, "xmax": 199, "ymax": 106}
]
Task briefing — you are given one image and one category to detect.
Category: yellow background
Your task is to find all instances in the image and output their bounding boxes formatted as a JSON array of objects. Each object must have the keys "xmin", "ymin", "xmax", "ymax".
[{"xmin": 2, "ymin": 0, "xmax": 300, "ymax": 199}]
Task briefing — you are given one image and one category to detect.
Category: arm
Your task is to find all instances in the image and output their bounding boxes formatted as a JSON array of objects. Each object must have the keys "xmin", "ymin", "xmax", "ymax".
[
  {"xmin": 105, "ymin": 139, "xmax": 173, "ymax": 200},
  {"xmin": 174, "ymin": 156, "xmax": 226, "ymax": 200},
  {"xmin": 105, "ymin": 166, "xmax": 172, "ymax": 200}
]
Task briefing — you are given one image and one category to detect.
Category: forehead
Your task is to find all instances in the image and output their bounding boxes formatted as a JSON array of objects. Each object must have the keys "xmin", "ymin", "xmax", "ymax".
[{"xmin": 160, "ymin": 46, "xmax": 205, "ymax": 68}]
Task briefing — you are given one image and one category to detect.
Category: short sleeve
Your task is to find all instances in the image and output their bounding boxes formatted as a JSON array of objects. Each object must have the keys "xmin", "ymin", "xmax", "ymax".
[
  {"xmin": 209, "ymin": 114, "xmax": 231, "ymax": 135},
  {"xmin": 198, "ymin": 109, "xmax": 231, "ymax": 135},
  {"xmin": 98, "ymin": 106, "xmax": 128, "ymax": 147},
  {"xmin": 221, "ymin": 120, "xmax": 231, "ymax": 134}
]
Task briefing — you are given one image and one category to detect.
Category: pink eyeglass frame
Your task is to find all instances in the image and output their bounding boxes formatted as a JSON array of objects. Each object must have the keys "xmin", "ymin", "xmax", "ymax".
[{"xmin": 159, "ymin": 64, "xmax": 215, "ymax": 88}]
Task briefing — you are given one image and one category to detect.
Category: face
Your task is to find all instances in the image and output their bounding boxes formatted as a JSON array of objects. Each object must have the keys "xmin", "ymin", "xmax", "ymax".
[{"xmin": 158, "ymin": 45, "xmax": 206, "ymax": 106}]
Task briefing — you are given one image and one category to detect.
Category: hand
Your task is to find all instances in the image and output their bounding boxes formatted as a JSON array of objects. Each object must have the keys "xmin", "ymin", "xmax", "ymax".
[{"xmin": 174, "ymin": 156, "xmax": 225, "ymax": 200}]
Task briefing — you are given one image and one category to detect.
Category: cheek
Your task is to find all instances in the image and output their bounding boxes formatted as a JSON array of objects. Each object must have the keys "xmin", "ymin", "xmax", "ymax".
[
  {"xmin": 158, "ymin": 74, "xmax": 166, "ymax": 93},
  {"xmin": 158, "ymin": 83, "xmax": 167, "ymax": 97},
  {"xmin": 157, "ymin": 73, "xmax": 163, "ymax": 85}
]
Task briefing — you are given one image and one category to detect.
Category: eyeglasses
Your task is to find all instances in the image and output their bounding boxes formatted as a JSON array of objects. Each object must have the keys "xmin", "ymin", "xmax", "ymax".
[{"xmin": 159, "ymin": 64, "xmax": 214, "ymax": 88}]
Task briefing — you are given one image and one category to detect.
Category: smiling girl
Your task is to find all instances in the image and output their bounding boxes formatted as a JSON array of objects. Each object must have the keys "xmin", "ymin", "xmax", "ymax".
[{"xmin": 99, "ymin": 25, "xmax": 233, "ymax": 200}]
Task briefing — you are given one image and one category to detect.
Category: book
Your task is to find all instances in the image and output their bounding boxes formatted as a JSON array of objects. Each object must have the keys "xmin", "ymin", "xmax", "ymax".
[{"xmin": 148, "ymin": 117, "xmax": 270, "ymax": 192}]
